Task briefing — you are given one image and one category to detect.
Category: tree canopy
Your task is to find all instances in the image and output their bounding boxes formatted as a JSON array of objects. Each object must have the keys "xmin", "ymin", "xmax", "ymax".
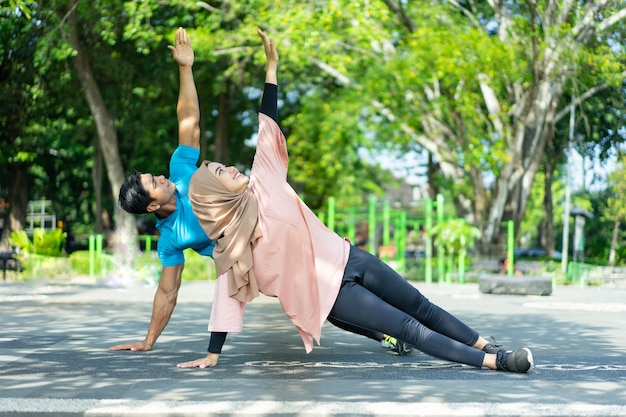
[{"xmin": 1, "ymin": 0, "xmax": 624, "ymax": 263}]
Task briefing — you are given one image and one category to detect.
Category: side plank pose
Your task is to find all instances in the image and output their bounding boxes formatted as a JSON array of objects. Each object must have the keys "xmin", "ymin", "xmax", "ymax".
[
  {"xmin": 112, "ymin": 27, "xmax": 218, "ymax": 353},
  {"xmin": 179, "ymin": 28, "xmax": 533, "ymax": 373},
  {"xmin": 112, "ymin": 27, "xmax": 405, "ymax": 355}
]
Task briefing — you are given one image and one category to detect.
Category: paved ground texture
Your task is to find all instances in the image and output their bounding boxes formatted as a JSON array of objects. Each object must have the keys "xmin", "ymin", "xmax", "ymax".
[{"xmin": 1, "ymin": 277, "xmax": 626, "ymax": 416}]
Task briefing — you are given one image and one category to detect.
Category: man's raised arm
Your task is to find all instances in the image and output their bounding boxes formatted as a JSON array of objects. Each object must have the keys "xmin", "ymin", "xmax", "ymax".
[{"xmin": 168, "ymin": 27, "xmax": 200, "ymax": 149}]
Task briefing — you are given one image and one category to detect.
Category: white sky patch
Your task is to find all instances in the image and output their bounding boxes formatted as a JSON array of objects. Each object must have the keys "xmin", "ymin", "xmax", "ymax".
[
  {"xmin": 574, "ymin": 149, "xmax": 616, "ymax": 192},
  {"xmin": 358, "ymin": 147, "xmax": 428, "ymax": 186}
]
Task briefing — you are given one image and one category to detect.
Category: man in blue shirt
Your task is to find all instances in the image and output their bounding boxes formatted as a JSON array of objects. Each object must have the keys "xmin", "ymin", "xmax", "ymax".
[{"xmin": 112, "ymin": 27, "xmax": 215, "ymax": 352}]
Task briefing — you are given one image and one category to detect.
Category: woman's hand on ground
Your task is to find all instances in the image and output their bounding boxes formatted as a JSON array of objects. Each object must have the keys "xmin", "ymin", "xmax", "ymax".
[{"xmin": 177, "ymin": 353, "xmax": 220, "ymax": 368}]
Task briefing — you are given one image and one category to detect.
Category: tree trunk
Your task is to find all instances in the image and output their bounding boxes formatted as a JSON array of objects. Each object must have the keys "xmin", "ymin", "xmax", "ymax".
[
  {"xmin": 66, "ymin": 8, "xmax": 138, "ymax": 261},
  {"xmin": 199, "ymin": 99, "xmax": 207, "ymax": 162},
  {"xmin": 480, "ymin": 75, "xmax": 561, "ymax": 253},
  {"xmin": 541, "ymin": 130, "xmax": 556, "ymax": 256},
  {"xmin": 608, "ymin": 220, "xmax": 620, "ymax": 266},
  {"xmin": 214, "ymin": 87, "xmax": 231, "ymax": 163},
  {"xmin": 541, "ymin": 163, "xmax": 556, "ymax": 255},
  {"xmin": 426, "ymin": 152, "xmax": 439, "ymax": 200},
  {"xmin": 92, "ymin": 135, "xmax": 103, "ymax": 234},
  {"xmin": 0, "ymin": 165, "xmax": 28, "ymax": 250}
]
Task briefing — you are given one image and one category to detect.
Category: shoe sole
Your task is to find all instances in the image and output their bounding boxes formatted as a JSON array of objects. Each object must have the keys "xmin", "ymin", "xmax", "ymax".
[{"xmin": 522, "ymin": 347, "xmax": 534, "ymax": 372}]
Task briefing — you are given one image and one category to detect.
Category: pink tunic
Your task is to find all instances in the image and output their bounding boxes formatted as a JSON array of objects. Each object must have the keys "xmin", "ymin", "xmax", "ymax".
[{"xmin": 208, "ymin": 114, "xmax": 350, "ymax": 353}]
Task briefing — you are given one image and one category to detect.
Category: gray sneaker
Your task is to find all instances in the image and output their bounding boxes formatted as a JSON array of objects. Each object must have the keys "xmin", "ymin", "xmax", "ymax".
[
  {"xmin": 482, "ymin": 337, "xmax": 504, "ymax": 354},
  {"xmin": 394, "ymin": 339, "xmax": 413, "ymax": 356},
  {"xmin": 496, "ymin": 348, "xmax": 534, "ymax": 373}
]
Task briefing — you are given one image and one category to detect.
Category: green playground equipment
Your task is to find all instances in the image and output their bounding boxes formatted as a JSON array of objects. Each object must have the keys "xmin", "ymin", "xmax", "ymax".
[
  {"xmin": 320, "ymin": 193, "xmax": 517, "ymax": 284},
  {"xmin": 320, "ymin": 194, "xmax": 445, "ymax": 283}
]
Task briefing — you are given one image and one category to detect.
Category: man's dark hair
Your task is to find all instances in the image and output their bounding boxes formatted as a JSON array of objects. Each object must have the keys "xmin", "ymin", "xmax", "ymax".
[{"xmin": 118, "ymin": 169, "xmax": 154, "ymax": 214}]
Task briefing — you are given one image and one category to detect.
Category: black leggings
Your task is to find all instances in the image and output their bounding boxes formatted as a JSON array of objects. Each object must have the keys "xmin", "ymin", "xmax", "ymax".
[
  {"xmin": 328, "ymin": 246, "xmax": 485, "ymax": 367},
  {"xmin": 327, "ymin": 316, "xmax": 384, "ymax": 342}
]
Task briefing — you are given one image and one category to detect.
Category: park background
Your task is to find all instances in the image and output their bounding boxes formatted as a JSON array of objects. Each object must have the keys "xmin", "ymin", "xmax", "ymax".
[{"xmin": 1, "ymin": 0, "xmax": 625, "ymax": 285}]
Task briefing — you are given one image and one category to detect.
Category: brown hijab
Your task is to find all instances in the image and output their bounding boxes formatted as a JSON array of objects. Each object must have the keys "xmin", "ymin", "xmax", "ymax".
[{"xmin": 188, "ymin": 161, "xmax": 262, "ymax": 302}]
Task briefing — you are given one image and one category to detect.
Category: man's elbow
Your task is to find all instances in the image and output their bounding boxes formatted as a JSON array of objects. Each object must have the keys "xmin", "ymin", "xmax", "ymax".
[
  {"xmin": 157, "ymin": 284, "xmax": 179, "ymax": 300},
  {"xmin": 179, "ymin": 117, "xmax": 199, "ymax": 131}
]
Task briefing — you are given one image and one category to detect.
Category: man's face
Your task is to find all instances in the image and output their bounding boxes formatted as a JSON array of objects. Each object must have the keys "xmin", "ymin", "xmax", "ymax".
[
  {"xmin": 140, "ymin": 173, "xmax": 175, "ymax": 212},
  {"xmin": 206, "ymin": 162, "xmax": 249, "ymax": 194}
]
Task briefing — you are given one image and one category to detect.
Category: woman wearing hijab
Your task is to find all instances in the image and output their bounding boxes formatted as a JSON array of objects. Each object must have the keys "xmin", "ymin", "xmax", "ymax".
[{"xmin": 179, "ymin": 28, "xmax": 533, "ymax": 373}]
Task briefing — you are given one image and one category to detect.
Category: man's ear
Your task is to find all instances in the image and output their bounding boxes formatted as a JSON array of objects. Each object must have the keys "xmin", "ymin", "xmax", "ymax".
[{"xmin": 146, "ymin": 202, "xmax": 160, "ymax": 213}]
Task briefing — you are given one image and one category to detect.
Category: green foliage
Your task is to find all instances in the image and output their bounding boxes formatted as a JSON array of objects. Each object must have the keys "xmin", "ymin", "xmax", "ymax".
[
  {"xmin": 12, "ymin": 254, "xmax": 72, "ymax": 281},
  {"xmin": 67, "ymin": 251, "xmax": 92, "ymax": 275},
  {"xmin": 102, "ymin": 248, "xmax": 214, "ymax": 284},
  {"xmin": 9, "ymin": 242, "xmax": 214, "ymax": 283},
  {"xmin": 284, "ymin": 92, "xmax": 386, "ymax": 210},
  {"xmin": 605, "ymin": 156, "xmax": 626, "ymax": 223},
  {"xmin": 3, "ymin": 0, "xmax": 625, "ymax": 264},
  {"xmin": 181, "ymin": 248, "xmax": 216, "ymax": 281},
  {"xmin": 8, "ymin": 0, "xmax": 31, "ymax": 18},
  {"xmin": 1, "ymin": 3, "xmax": 95, "ymax": 238},
  {"xmin": 430, "ymin": 219, "xmax": 481, "ymax": 257},
  {"xmin": 9, "ymin": 228, "xmax": 69, "ymax": 280},
  {"xmin": 9, "ymin": 228, "xmax": 66, "ymax": 257},
  {"xmin": 68, "ymin": 250, "xmax": 115, "ymax": 276},
  {"xmin": 32, "ymin": 228, "xmax": 66, "ymax": 256},
  {"xmin": 9, "ymin": 230, "xmax": 33, "ymax": 253},
  {"xmin": 75, "ymin": 247, "xmax": 214, "ymax": 283}
]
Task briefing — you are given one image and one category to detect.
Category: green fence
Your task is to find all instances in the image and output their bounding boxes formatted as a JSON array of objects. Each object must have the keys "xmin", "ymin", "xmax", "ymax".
[{"xmin": 319, "ymin": 193, "xmax": 518, "ymax": 284}]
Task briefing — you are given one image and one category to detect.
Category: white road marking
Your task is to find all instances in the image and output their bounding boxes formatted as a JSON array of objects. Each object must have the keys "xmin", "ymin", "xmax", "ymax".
[
  {"xmin": 523, "ymin": 301, "xmax": 626, "ymax": 312},
  {"xmin": 1, "ymin": 399, "xmax": 625, "ymax": 416},
  {"xmin": 243, "ymin": 360, "xmax": 626, "ymax": 371}
]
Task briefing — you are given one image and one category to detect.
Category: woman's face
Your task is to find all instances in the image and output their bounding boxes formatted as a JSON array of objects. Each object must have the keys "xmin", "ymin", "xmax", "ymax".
[{"xmin": 207, "ymin": 162, "xmax": 249, "ymax": 194}]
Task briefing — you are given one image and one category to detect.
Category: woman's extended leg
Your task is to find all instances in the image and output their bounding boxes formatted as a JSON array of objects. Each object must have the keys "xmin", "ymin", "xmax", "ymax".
[
  {"xmin": 328, "ymin": 279, "xmax": 485, "ymax": 367},
  {"xmin": 346, "ymin": 246, "xmax": 483, "ymax": 347},
  {"xmin": 328, "ymin": 246, "xmax": 533, "ymax": 372}
]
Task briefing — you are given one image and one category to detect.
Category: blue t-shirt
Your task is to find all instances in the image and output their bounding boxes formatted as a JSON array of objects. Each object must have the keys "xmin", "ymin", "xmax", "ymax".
[{"xmin": 156, "ymin": 145, "xmax": 215, "ymax": 267}]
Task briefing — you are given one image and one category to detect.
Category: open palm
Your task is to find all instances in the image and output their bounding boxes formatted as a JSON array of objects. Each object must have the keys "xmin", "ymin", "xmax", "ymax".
[{"xmin": 168, "ymin": 27, "xmax": 194, "ymax": 67}]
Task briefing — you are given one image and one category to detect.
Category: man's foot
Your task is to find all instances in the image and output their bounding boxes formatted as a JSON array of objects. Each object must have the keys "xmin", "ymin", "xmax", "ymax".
[
  {"xmin": 394, "ymin": 339, "xmax": 413, "ymax": 356},
  {"xmin": 381, "ymin": 335, "xmax": 413, "ymax": 356},
  {"xmin": 496, "ymin": 348, "xmax": 534, "ymax": 373},
  {"xmin": 380, "ymin": 335, "xmax": 395, "ymax": 349},
  {"xmin": 482, "ymin": 336, "xmax": 504, "ymax": 354}
]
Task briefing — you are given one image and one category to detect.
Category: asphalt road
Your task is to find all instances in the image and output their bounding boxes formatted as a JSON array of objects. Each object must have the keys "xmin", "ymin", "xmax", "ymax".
[{"xmin": 1, "ymin": 277, "xmax": 625, "ymax": 416}]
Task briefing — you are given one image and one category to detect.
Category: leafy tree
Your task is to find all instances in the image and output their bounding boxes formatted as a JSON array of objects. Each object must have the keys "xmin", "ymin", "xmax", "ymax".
[
  {"xmin": 15, "ymin": 1, "xmax": 216, "ymax": 255},
  {"xmin": 0, "ymin": 5, "xmax": 39, "ymax": 248},
  {"xmin": 3, "ymin": 0, "xmax": 625, "ymax": 269},
  {"xmin": 7, "ymin": 0, "xmax": 31, "ymax": 18},
  {"xmin": 238, "ymin": 1, "xmax": 626, "ymax": 256},
  {"xmin": 0, "ymin": 4, "xmax": 92, "ymax": 249},
  {"xmin": 372, "ymin": 1, "xmax": 626, "ymax": 256}
]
